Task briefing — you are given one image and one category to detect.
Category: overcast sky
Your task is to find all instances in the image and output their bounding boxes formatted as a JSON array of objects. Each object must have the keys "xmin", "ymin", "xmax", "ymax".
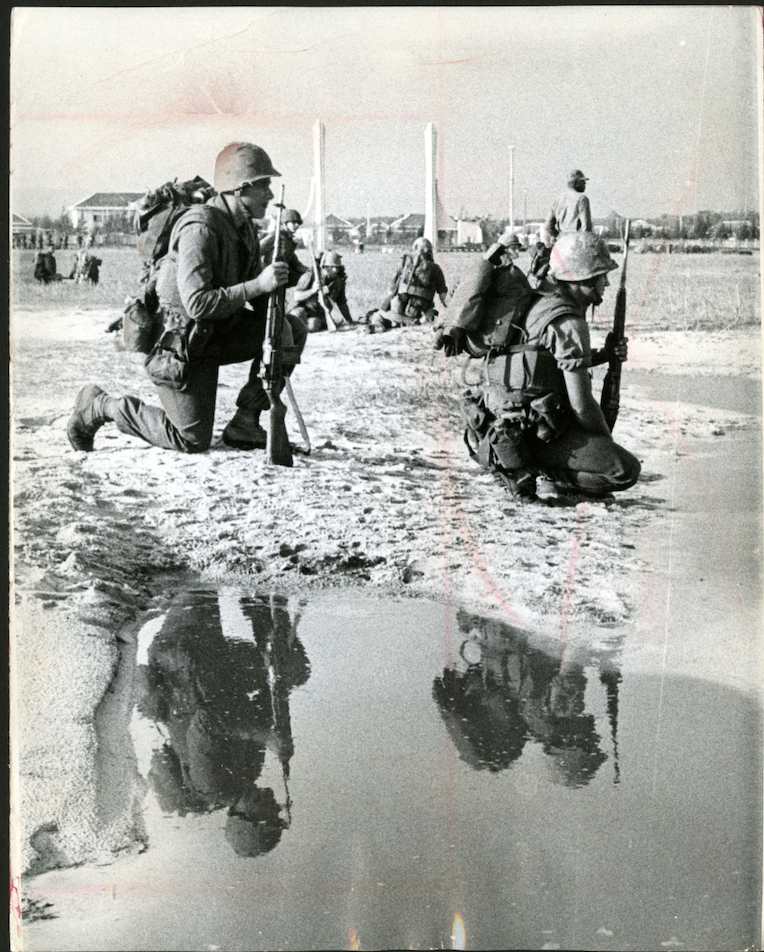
[{"xmin": 10, "ymin": 5, "xmax": 761, "ymax": 221}]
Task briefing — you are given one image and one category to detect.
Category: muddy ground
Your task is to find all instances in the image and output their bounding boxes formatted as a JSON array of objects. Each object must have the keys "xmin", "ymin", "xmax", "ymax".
[{"xmin": 10, "ymin": 303, "xmax": 762, "ymax": 889}]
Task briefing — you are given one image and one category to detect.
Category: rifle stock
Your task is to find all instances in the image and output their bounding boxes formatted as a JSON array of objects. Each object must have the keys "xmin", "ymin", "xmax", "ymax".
[
  {"xmin": 305, "ymin": 235, "xmax": 338, "ymax": 331},
  {"xmin": 600, "ymin": 220, "xmax": 630, "ymax": 431},
  {"xmin": 262, "ymin": 185, "xmax": 293, "ymax": 467}
]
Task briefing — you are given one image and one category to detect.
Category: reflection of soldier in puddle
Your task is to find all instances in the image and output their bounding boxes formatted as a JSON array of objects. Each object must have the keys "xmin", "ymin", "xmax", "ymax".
[
  {"xmin": 136, "ymin": 591, "xmax": 310, "ymax": 856},
  {"xmin": 433, "ymin": 609, "xmax": 614, "ymax": 786}
]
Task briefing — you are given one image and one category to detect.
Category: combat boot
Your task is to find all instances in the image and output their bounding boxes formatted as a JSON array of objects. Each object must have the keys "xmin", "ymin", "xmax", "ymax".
[
  {"xmin": 495, "ymin": 467, "xmax": 538, "ymax": 501},
  {"xmin": 67, "ymin": 385, "xmax": 112, "ymax": 452},
  {"xmin": 222, "ymin": 409, "xmax": 267, "ymax": 450}
]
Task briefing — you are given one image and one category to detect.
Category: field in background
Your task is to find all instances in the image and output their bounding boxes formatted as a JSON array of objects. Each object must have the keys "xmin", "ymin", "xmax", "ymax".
[{"xmin": 11, "ymin": 245, "xmax": 760, "ymax": 333}]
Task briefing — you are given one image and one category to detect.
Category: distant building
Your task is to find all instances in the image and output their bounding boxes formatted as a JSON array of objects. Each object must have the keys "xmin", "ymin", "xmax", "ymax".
[
  {"xmin": 12, "ymin": 212, "xmax": 35, "ymax": 238},
  {"xmin": 453, "ymin": 219, "xmax": 484, "ymax": 246},
  {"xmin": 67, "ymin": 192, "xmax": 145, "ymax": 231}
]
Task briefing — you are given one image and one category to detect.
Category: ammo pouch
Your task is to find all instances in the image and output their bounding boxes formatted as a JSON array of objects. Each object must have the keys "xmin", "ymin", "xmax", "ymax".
[
  {"xmin": 528, "ymin": 392, "xmax": 570, "ymax": 442},
  {"xmin": 459, "ymin": 390, "xmax": 530, "ymax": 472},
  {"xmin": 144, "ymin": 307, "xmax": 214, "ymax": 391},
  {"xmin": 123, "ymin": 297, "xmax": 162, "ymax": 354}
]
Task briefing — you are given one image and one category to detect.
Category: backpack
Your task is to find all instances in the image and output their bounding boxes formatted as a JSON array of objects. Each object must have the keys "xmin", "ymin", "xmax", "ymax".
[{"xmin": 122, "ymin": 176, "xmax": 214, "ymax": 353}]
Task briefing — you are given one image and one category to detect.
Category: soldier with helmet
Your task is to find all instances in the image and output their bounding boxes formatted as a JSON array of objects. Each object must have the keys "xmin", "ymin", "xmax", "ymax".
[
  {"xmin": 260, "ymin": 208, "xmax": 309, "ymax": 287},
  {"xmin": 367, "ymin": 236, "xmax": 448, "ymax": 334},
  {"xmin": 288, "ymin": 249, "xmax": 353, "ymax": 333},
  {"xmin": 67, "ymin": 141, "xmax": 308, "ymax": 454},
  {"xmin": 440, "ymin": 231, "xmax": 640, "ymax": 501}
]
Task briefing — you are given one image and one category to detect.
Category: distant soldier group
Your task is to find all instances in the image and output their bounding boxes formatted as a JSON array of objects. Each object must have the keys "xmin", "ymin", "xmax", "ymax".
[{"xmin": 66, "ymin": 152, "xmax": 640, "ymax": 504}]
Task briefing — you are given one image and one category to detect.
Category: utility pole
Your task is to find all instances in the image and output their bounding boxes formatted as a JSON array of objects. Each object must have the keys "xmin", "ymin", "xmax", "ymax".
[
  {"xmin": 424, "ymin": 123, "xmax": 439, "ymax": 248},
  {"xmin": 523, "ymin": 188, "xmax": 527, "ymax": 236},
  {"xmin": 313, "ymin": 119, "xmax": 326, "ymax": 253},
  {"xmin": 508, "ymin": 145, "xmax": 515, "ymax": 234},
  {"xmin": 366, "ymin": 201, "xmax": 371, "ymax": 240}
]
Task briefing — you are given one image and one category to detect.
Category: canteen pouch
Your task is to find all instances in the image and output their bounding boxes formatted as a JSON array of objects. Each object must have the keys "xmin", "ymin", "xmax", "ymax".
[{"xmin": 123, "ymin": 298, "xmax": 161, "ymax": 354}]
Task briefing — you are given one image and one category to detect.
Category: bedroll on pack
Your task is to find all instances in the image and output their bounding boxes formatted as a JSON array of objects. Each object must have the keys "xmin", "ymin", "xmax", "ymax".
[{"xmin": 122, "ymin": 176, "xmax": 214, "ymax": 354}]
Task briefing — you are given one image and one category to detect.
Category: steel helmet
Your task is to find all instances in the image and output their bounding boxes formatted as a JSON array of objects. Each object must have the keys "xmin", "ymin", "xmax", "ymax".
[
  {"xmin": 320, "ymin": 251, "xmax": 343, "ymax": 267},
  {"xmin": 548, "ymin": 232, "xmax": 618, "ymax": 282},
  {"xmin": 213, "ymin": 143, "xmax": 280, "ymax": 194},
  {"xmin": 412, "ymin": 237, "xmax": 432, "ymax": 254},
  {"xmin": 282, "ymin": 208, "xmax": 302, "ymax": 225},
  {"xmin": 498, "ymin": 231, "xmax": 522, "ymax": 251}
]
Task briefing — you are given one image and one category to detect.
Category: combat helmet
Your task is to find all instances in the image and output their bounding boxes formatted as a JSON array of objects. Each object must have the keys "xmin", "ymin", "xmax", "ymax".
[
  {"xmin": 282, "ymin": 208, "xmax": 302, "ymax": 225},
  {"xmin": 412, "ymin": 237, "xmax": 433, "ymax": 255},
  {"xmin": 320, "ymin": 251, "xmax": 343, "ymax": 267},
  {"xmin": 213, "ymin": 143, "xmax": 281, "ymax": 194},
  {"xmin": 548, "ymin": 232, "xmax": 618, "ymax": 283}
]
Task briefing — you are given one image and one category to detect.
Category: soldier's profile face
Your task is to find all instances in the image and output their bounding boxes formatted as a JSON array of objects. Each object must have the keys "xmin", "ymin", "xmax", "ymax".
[{"xmin": 237, "ymin": 179, "xmax": 273, "ymax": 219}]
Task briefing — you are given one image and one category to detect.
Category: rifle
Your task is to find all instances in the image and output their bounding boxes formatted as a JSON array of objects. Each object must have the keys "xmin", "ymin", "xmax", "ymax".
[
  {"xmin": 260, "ymin": 185, "xmax": 293, "ymax": 467},
  {"xmin": 600, "ymin": 219, "xmax": 630, "ymax": 431},
  {"xmin": 304, "ymin": 234, "xmax": 338, "ymax": 331}
]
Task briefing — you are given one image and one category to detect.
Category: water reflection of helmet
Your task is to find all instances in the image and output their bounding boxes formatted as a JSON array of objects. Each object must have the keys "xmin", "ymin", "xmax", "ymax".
[
  {"xmin": 224, "ymin": 788, "xmax": 286, "ymax": 857},
  {"xmin": 214, "ymin": 143, "xmax": 281, "ymax": 193},
  {"xmin": 432, "ymin": 667, "xmax": 527, "ymax": 772},
  {"xmin": 320, "ymin": 251, "xmax": 343, "ymax": 267},
  {"xmin": 549, "ymin": 232, "xmax": 618, "ymax": 282}
]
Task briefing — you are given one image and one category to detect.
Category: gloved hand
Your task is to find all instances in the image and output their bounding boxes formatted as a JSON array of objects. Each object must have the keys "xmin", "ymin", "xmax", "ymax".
[{"xmin": 442, "ymin": 326, "xmax": 467, "ymax": 357}]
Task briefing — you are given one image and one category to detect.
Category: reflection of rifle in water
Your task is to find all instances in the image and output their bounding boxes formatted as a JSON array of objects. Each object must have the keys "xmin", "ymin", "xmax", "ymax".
[
  {"xmin": 600, "ymin": 666, "xmax": 622, "ymax": 784},
  {"xmin": 304, "ymin": 235, "xmax": 338, "ymax": 332},
  {"xmin": 264, "ymin": 600, "xmax": 294, "ymax": 825},
  {"xmin": 600, "ymin": 219, "xmax": 631, "ymax": 431},
  {"xmin": 261, "ymin": 185, "xmax": 293, "ymax": 467}
]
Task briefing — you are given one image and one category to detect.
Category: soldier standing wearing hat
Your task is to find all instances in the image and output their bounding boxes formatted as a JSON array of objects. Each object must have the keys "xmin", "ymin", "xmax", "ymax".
[
  {"xmin": 441, "ymin": 231, "xmax": 640, "ymax": 501},
  {"xmin": 67, "ymin": 142, "xmax": 308, "ymax": 453},
  {"xmin": 543, "ymin": 169, "xmax": 593, "ymax": 246}
]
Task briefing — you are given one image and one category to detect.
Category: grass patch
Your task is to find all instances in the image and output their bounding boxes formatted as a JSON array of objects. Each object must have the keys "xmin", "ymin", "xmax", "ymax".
[{"xmin": 13, "ymin": 244, "xmax": 760, "ymax": 333}]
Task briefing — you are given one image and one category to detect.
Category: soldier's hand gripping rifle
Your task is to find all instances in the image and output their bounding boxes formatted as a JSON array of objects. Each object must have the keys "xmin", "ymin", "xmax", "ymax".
[
  {"xmin": 261, "ymin": 185, "xmax": 293, "ymax": 467},
  {"xmin": 304, "ymin": 234, "xmax": 338, "ymax": 332},
  {"xmin": 600, "ymin": 219, "xmax": 631, "ymax": 431}
]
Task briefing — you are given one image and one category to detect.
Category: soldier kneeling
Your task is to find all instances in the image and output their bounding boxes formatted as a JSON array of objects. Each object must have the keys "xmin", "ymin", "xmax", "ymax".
[{"xmin": 439, "ymin": 231, "xmax": 640, "ymax": 501}]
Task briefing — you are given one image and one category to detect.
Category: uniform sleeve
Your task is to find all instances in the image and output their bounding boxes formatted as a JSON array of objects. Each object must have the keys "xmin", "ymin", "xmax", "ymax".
[
  {"xmin": 579, "ymin": 195, "xmax": 592, "ymax": 231},
  {"xmin": 543, "ymin": 313, "xmax": 592, "ymax": 371},
  {"xmin": 173, "ymin": 219, "xmax": 251, "ymax": 321}
]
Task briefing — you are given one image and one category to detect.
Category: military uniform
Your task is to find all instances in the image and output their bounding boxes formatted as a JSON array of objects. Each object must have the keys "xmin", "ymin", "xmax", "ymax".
[
  {"xmin": 289, "ymin": 262, "xmax": 352, "ymax": 332},
  {"xmin": 370, "ymin": 244, "xmax": 447, "ymax": 332},
  {"xmin": 445, "ymin": 232, "xmax": 640, "ymax": 499}
]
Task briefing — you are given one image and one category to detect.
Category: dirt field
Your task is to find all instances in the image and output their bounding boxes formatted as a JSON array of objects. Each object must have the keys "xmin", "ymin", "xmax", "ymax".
[{"xmin": 10, "ymin": 248, "xmax": 762, "ymax": 888}]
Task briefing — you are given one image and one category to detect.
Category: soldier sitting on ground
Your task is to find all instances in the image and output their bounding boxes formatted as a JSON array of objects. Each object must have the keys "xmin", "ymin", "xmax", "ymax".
[
  {"xmin": 69, "ymin": 247, "xmax": 102, "ymax": 284},
  {"xmin": 439, "ymin": 230, "xmax": 640, "ymax": 502},
  {"xmin": 365, "ymin": 237, "xmax": 447, "ymax": 334},
  {"xmin": 288, "ymin": 250, "xmax": 353, "ymax": 332},
  {"xmin": 34, "ymin": 245, "xmax": 64, "ymax": 283}
]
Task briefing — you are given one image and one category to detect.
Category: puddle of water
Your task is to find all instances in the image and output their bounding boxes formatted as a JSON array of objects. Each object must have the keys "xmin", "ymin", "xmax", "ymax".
[
  {"xmin": 628, "ymin": 370, "xmax": 762, "ymax": 415},
  {"xmin": 25, "ymin": 584, "xmax": 761, "ymax": 952}
]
